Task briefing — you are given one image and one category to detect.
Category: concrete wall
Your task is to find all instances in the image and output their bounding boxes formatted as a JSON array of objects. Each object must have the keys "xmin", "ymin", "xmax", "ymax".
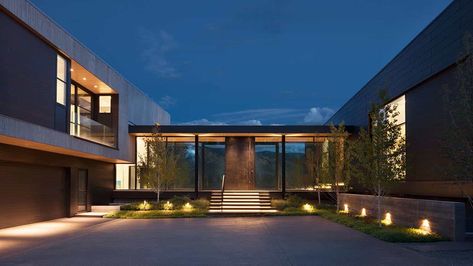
[
  {"xmin": 0, "ymin": 0, "xmax": 170, "ymax": 163},
  {"xmin": 339, "ymin": 193, "xmax": 466, "ymax": 240}
]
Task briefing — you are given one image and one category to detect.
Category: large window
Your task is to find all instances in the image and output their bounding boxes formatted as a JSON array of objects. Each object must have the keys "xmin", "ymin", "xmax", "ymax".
[
  {"xmin": 254, "ymin": 137, "xmax": 281, "ymax": 190},
  {"xmin": 99, "ymin": 95, "xmax": 112, "ymax": 113},
  {"xmin": 70, "ymin": 83, "xmax": 116, "ymax": 147},
  {"xmin": 387, "ymin": 95, "xmax": 406, "ymax": 138},
  {"xmin": 136, "ymin": 137, "xmax": 195, "ymax": 191},
  {"xmin": 285, "ymin": 137, "xmax": 319, "ymax": 190},
  {"xmin": 199, "ymin": 137, "xmax": 225, "ymax": 190},
  {"xmin": 56, "ymin": 55, "xmax": 67, "ymax": 105}
]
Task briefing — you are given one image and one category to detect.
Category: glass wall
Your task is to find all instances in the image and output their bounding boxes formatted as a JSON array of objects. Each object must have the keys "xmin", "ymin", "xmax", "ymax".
[
  {"xmin": 254, "ymin": 137, "xmax": 281, "ymax": 190},
  {"xmin": 69, "ymin": 83, "xmax": 116, "ymax": 147},
  {"xmin": 199, "ymin": 137, "xmax": 225, "ymax": 190},
  {"xmin": 285, "ymin": 137, "xmax": 318, "ymax": 190},
  {"xmin": 115, "ymin": 164, "xmax": 135, "ymax": 189},
  {"xmin": 136, "ymin": 137, "xmax": 195, "ymax": 191}
]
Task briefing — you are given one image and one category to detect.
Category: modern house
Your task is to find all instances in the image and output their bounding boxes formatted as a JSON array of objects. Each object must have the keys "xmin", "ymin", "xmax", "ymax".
[
  {"xmin": 0, "ymin": 0, "xmax": 472, "ymax": 237},
  {"xmin": 0, "ymin": 0, "xmax": 169, "ymax": 228}
]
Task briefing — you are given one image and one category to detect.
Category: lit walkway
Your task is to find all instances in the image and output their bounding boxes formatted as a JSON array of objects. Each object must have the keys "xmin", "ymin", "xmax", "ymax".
[{"xmin": 0, "ymin": 216, "xmax": 457, "ymax": 265}]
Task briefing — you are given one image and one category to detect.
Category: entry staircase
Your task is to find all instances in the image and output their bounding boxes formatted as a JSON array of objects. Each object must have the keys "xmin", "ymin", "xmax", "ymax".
[{"xmin": 209, "ymin": 191, "xmax": 278, "ymax": 214}]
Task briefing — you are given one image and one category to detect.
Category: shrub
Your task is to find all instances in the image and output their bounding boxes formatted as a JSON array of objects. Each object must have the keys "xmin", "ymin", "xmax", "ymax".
[
  {"xmin": 286, "ymin": 194, "xmax": 304, "ymax": 208},
  {"xmin": 271, "ymin": 199, "xmax": 287, "ymax": 211},
  {"xmin": 169, "ymin": 195, "xmax": 192, "ymax": 209},
  {"xmin": 192, "ymin": 199, "xmax": 210, "ymax": 210}
]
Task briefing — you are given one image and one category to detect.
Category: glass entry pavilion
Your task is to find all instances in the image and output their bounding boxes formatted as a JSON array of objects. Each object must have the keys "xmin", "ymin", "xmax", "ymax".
[{"xmin": 117, "ymin": 125, "xmax": 358, "ymax": 197}]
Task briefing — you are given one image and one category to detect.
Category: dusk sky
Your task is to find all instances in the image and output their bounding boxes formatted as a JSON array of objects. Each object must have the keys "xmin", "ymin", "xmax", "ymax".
[{"xmin": 32, "ymin": 0, "xmax": 451, "ymax": 125}]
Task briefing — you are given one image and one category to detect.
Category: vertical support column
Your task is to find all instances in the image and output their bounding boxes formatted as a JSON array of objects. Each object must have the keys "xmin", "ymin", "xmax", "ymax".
[
  {"xmin": 194, "ymin": 135, "xmax": 199, "ymax": 199},
  {"xmin": 281, "ymin": 135, "xmax": 286, "ymax": 199}
]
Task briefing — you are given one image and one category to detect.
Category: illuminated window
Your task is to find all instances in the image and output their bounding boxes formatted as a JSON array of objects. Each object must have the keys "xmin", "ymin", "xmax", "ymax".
[
  {"xmin": 56, "ymin": 54, "xmax": 67, "ymax": 105},
  {"xmin": 99, "ymin": 95, "xmax": 112, "ymax": 113},
  {"xmin": 387, "ymin": 95, "xmax": 406, "ymax": 138}
]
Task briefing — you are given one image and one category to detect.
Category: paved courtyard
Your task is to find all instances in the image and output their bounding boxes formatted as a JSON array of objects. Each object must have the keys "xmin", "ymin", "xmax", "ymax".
[{"xmin": 0, "ymin": 216, "xmax": 470, "ymax": 265}]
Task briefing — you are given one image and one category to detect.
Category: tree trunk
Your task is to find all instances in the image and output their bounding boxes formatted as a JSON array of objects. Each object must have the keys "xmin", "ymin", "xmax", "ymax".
[
  {"xmin": 377, "ymin": 181, "xmax": 381, "ymax": 227},
  {"xmin": 335, "ymin": 176, "xmax": 340, "ymax": 212},
  {"xmin": 157, "ymin": 174, "xmax": 161, "ymax": 203}
]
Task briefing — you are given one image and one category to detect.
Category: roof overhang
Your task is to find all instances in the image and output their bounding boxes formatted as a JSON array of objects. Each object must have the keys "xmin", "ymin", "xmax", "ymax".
[{"xmin": 129, "ymin": 125, "xmax": 360, "ymax": 137}]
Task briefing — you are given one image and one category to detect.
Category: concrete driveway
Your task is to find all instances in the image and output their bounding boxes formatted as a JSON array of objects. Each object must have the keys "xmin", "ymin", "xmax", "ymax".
[{"xmin": 0, "ymin": 216, "xmax": 456, "ymax": 265}]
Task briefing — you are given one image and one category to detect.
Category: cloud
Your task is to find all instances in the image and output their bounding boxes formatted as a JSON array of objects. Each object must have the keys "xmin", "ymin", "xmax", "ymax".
[
  {"xmin": 158, "ymin": 95, "xmax": 176, "ymax": 108},
  {"xmin": 212, "ymin": 108, "xmax": 304, "ymax": 123},
  {"xmin": 180, "ymin": 119, "xmax": 227, "ymax": 125},
  {"xmin": 180, "ymin": 107, "xmax": 334, "ymax": 125},
  {"xmin": 240, "ymin": 119, "xmax": 262, "ymax": 125},
  {"xmin": 139, "ymin": 29, "xmax": 180, "ymax": 78},
  {"xmin": 303, "ymin": 107, "xmax": 335, "ymax": 124}
]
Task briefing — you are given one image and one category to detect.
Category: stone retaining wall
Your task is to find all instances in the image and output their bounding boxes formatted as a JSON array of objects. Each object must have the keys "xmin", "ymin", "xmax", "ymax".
[{"xmin": 339, "ymin": 193, "xmax": 465, "ymax": 240}]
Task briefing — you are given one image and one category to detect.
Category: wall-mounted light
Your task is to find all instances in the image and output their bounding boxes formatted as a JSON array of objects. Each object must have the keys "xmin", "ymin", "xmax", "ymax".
[
  {"xmin": 94, "ymin": 85, "xmax": 98, "ymax": 88},
  {"xmin": 360, "ymin": 208, "xmax": 367, "ymax": 217},
  {"xmin": 381, "ymin": 212, "xmax": 392, "ymax": 226},
  {"xmin": 82, "ymin": 77, "xmax": 87, "ymax": 81},
  {"xmin": 344, "ymin": 204, "xmax": 349, "ymax": 213},
  {"xmin": 70, "ymin": 68, "xmax": 74, "ymax": 72}
]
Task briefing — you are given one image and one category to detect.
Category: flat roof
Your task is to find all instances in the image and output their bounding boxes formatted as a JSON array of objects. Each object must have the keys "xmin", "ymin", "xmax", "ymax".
[{"xmin": 129, "ymin": 125, "xmax": 360, "ymax": 136}]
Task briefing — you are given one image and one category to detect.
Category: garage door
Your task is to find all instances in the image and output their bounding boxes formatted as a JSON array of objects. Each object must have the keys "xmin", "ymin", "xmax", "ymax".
[{"xmin": 0, "ymin": 162, "xmax": 67, "ymax": 229}]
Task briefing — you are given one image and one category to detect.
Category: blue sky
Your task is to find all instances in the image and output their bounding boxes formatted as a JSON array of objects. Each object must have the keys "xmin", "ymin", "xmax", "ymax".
[{"xmin": 32, "ymin": 0, "xmax": 451, "ymax": 125}]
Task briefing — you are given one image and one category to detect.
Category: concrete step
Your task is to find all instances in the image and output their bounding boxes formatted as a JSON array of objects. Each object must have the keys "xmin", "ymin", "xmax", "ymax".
[
  {"xmin": 91, "ymin": 205, "xmax": 121, "ymax": 212},
  {"xmin": 208, "ymin": 209, "xmax": 278, "ymax": 213},
  {"xmin": 209, "ymin": 206, "xmax": 273, "ymax": 209}
]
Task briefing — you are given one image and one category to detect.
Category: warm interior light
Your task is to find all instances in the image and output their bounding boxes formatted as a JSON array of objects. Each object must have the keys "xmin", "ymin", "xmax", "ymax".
[
  {"xmin": 360, "ymin": 208, "xmax": 367, "ymax": 217},
  {"xmin": 182, "ymin": 202, "xmax": 193, "ymax": 211},
  {"xmin": 344, "ymin": 204, "xmax": 349, "ymax": 213},
  {"xmin": 381, "ymin": 212, "xmax": 392, "ymax": 225},
  {"xmin": 303, "ymin": 203, "xmax": 314, "ymax": 212},
  {"xmin": 163, "ymin": 201, "xmax": 173, "ymax": 211},
  {"xmin": 420, "ymin": 219, "xmax": 431, "ymax": 234}
]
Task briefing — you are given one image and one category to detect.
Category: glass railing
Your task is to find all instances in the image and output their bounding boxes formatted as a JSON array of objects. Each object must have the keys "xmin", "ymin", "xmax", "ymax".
[{"xmin": 71, "ymin": 115, "xmax": 116, "ymax": 147}]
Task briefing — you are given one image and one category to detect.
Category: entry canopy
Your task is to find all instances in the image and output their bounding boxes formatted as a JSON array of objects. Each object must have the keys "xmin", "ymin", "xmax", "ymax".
[{"xmin": 129, "ymin": 125, "xmax": 360, "ymax": 137}]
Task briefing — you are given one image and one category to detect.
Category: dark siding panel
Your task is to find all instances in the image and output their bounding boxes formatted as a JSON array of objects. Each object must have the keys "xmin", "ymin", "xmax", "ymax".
[
  {"xmin": 329, "ymin": 0, "xmax": 473, "ymax": 126},
  {"xmin": 0, "ymin": 11, "xmax": 57, "ymax": 129},
  {"xmin": 405, "ymin": 67, "xmax": 454, "ymax": 183},
  {"xmin": 0, "ymin": 144, "xmax": 114, "ymax": 216},
  {"xmin": 0, "ymin": 162, "xmax": 66, "ymax": 229}
]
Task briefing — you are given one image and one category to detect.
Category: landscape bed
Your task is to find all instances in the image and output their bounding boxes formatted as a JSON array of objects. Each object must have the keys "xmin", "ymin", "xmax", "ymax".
[{"xmin": 105, "ymin": 195, "xmax": 446, "ymax": 242}]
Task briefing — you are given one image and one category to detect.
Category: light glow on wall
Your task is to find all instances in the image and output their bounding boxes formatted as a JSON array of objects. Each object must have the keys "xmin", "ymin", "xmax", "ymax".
[
  {"xmin": 344, "ymin": 204, "xmax": 349, "ymax": 213},
  {"xmin": 419, "ymin": 219, "xmax": 431, "ymax": 234},
  {"xmin": 360, "ymin": 208, "xmax": 367, "ymax": 217},
  {"xmin": 381, "ymin": 212, "xmax": 392, "ymax": 226}
]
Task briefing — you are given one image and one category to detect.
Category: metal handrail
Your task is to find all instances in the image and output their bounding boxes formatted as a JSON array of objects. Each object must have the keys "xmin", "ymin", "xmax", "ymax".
[{"xmin": 221, "ymin": 174, "xmax": 225, "ymax": 211}]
